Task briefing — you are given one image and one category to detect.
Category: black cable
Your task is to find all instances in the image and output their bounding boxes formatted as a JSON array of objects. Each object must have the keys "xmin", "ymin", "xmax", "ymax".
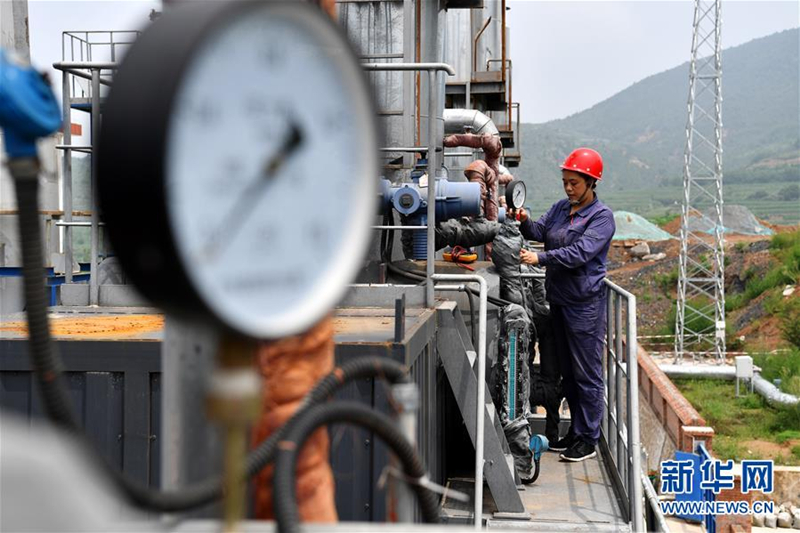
[
  {"xmin": 522, "ymin": 458, "xmax": 541, "ymax": 485},
  {"xmin": 273, "ymin": 402, "xmax": 440, "ymax": 533},
  {"xmin": 245, "ymin": 357, "xmax": 409, "ymax": 478}
]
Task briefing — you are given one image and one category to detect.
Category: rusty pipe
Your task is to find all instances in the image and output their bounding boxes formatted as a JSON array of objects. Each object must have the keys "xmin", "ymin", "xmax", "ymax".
[
  {"xmin": 473, "ymin": 16, "xmax": 492, "ymax": 73},
  {"xmin": 501, "ymin": 0, "xmax": 506, "ymax": 83}
]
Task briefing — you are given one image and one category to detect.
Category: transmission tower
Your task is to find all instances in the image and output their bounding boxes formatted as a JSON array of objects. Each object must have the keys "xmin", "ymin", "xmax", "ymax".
[{"xmin": 675, "ymin": 0, "xmax": 726, "ymax": 362}]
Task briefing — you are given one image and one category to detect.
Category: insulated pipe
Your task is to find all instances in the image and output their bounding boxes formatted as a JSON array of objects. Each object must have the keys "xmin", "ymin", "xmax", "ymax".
[
  {"xmin": 659, "ymin": 364, "xmax": 799, "ymax": 406},
  {"xmin": 433, "ymin": 274, "xmax": 486, "ymax": 530},
  {"xmin": 443, "ymin": 108, "xmax": 499, "ymax": 136}
]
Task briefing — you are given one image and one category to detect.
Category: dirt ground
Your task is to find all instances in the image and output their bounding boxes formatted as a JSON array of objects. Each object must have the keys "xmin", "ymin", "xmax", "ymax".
[
  {"xmin": 740, "ymin": 439, "xmax": 800, "ymax": 459},
  {"xmin": 607, "ymin": 216, "xmax": 798, "ymax": 352}
]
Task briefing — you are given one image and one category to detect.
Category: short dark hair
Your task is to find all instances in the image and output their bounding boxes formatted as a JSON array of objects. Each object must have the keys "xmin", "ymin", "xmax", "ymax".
[{"xmin": 582, "ymin": 174, "xmax": 597, "ymax": 190}]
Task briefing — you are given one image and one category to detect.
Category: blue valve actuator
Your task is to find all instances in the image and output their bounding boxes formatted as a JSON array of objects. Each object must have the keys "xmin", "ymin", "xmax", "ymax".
[
  {"xmin": 530, "ymin": 434, "xmax": 549, "ymax": 461},
  {"xmin": 0, "ymin": 49, "xmax": 62, "ymax": 158}
]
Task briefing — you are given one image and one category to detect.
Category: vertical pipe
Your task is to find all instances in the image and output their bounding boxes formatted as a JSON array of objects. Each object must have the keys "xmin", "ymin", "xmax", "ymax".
[
  {"xmin": 507, "ymin": 61, "xmax": 512, "ymax": 132},
  {"xmin": 606, "ymin": 292, "xmax": 616, "ymax": 459},
  {"xmin": 474, "ymin": 277, "xmax": 487, "ymax": 530},
  {"xmin": 392, "ymin": 382, "xmax": 419, "ymax": 522},
  {"xmin": 432, "ymin": 274, "xmax": 487, "ymax": 529},
  {"xmin": 627, "ymin": 295, "xmax": 644, "ymax": 532},
  {"xmin": 602, "ymin": 288, "xmax": 612, "ymax": 439},
  {"xmin": 500, "ymin": 0, "xmax": 506, "ymax": 83},
  {"xmin": 425, "ymin": 70, "xmax": 437, "ymax": 308},
  {"xmin": 89, "ymin": 69, "xmax": 100, "ymax": 305},
  {"xmin": 61, "ymin": 70, "xmax": 74, "ymax": 284},
  {"xmin": 615, "ymin": 294, "xmax": 624, "ymax": 479},
  {"xmin": 403, "ymin": 0, "xmax": 416, "ymax": 170}
]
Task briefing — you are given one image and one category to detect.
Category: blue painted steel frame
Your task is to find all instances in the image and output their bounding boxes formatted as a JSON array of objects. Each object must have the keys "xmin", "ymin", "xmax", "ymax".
[{"xmin": 0, "ymin": 265, "xmax": 91, "ymax": 306}]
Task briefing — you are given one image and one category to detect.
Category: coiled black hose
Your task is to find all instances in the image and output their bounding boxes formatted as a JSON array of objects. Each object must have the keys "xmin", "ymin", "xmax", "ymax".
[
  {"xmin": 245, "ymin": 357, "xmax": 409, "ymax": 477},
  {"xmin": 122, "ymin": 357, "xmax": 412, "ymax": 511},
  {"xmin": 522, "ymin": 458, "xmax": 541, "ymax": 485},
  {"xmin": 273, "ymin": 401, "xmax": 440, "ymax": 533},
  {"xmin": 8, "ymin": 177, "xmax": 413, "ymax": 511}
]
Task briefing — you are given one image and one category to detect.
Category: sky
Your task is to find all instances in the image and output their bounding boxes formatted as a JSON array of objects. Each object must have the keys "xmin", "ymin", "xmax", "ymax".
[
  {"xmin": 507, "ymin": 0, "xmax": 800, "ymax": 123},
  {"xmin": 21, "ymin": 0, "xmax": 800, "ymax": 125}
]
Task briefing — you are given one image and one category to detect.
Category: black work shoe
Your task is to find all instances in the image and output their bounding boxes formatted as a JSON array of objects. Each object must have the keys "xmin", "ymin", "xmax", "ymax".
[
  {"xmin": 548, "ymin": 433, "xmax": 576, "ymax": 452},
  {"xmin": 559, "ymin": 440, "xmax": 597, "ymax": 462}
]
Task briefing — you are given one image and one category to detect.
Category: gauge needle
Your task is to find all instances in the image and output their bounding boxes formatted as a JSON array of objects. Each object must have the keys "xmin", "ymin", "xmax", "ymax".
[{"xmin": 201, "ymin": 123, "xmax": 304, "ymax": 260}]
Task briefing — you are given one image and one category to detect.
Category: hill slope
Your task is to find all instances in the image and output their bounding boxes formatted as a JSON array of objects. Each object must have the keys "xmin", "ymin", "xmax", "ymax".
[{"xmin": 515, "ymin": 28, "xmax": 800, "ymax": 220}]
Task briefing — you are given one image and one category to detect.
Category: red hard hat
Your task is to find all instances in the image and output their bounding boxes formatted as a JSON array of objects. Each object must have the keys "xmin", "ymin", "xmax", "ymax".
[{"xmin": 560, "ymin": 148, "xmax": 603, "ymax": 181}]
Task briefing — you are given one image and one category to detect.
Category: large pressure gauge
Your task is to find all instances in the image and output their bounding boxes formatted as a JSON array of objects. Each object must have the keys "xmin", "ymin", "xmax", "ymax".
[
  {"xmin": 98, "ymin": 1, "xmax": 379, "ymax": 339},
  {"xmin": 505, "ymin": 179, "xmax": 527, "ymax": 210}
]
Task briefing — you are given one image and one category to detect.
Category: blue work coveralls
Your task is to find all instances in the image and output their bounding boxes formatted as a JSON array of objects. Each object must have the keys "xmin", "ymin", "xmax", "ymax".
[{"xmin": 519, "ymin": 196, "xmax": 615, "ymax": 445}]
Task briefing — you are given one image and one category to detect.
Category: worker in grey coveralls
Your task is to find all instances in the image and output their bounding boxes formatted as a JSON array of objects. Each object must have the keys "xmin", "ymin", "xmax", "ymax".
[{"xmin": 511, "ymin": 147, "xmax": 615, "ymax": 463}]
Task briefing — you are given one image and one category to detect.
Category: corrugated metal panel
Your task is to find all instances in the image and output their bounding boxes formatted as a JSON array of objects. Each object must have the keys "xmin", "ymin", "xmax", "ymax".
[
  {"xmin": 0, "ymin": 340, "xmax": 161, "ymax": 487},
  {"xmin": 338, "ymin": 1, "xmax": 406, "ymax": 151},
  {"xmin": 444, "ymin": 9, "xmax": 472, "ymax": 84},
  {"xmin": 475, "ymin": 0, "xmax": 502, "ymax": 76}
]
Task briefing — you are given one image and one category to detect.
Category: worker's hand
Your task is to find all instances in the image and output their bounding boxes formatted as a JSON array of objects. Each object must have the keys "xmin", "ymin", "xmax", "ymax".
[
  {"xmin": 520, "ymin": 249, "xmax": 539, "ymax": 265},
  {"xmin": 510, "ymin": 208, "xmax": 529, "ymax": 223}
]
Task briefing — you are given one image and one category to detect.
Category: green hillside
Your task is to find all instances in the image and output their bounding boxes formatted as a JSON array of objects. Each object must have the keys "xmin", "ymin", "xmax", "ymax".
[{"xmin": 515, "ymin": 28, "xmax": 800, "ymax": 224}]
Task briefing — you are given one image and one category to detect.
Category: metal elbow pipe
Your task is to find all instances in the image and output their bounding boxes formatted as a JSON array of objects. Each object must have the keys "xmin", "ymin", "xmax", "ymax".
[
  {"xmin": 753, "ymin": 375, "xmax": 799, "ymax": 407},
  {"xmin": 443, "ymin": 109, "xmax": 499, "ymax": 137}
]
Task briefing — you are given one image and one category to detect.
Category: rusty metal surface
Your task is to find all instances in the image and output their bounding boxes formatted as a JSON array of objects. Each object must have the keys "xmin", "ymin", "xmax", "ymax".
[
  {"xmin": 332, "ymin": 306, "xmax": 432, "ymax": 344},
  {"xmin": 0, "ymin": 311, "xmax": 164, "ymax": 341}
]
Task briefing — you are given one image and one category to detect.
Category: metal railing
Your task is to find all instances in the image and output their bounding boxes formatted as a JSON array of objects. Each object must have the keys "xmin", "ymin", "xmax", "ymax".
[
  {"xmin": 53, "ymin": 57, "xmax": 121, "ymax": 305},
  {"xmin": 362, "ymin": 62, "xmax": 455, "ymax": 308},
  {"xmin": 62, "ymin": 31, "xmax": 138, "ymax": 96},
  {"xmin": 432, "ymin": 273, "xmax": 487, "ymax": 530},
  {"xmin": 602, "ymin": 279, "xmax": 644, "ymax": 531}
]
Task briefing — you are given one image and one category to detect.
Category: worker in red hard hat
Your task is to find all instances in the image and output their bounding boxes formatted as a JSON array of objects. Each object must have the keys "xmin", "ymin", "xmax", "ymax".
[{"xmin": 510, "ymin": 148, "xmax": 616, "ymax": 463}]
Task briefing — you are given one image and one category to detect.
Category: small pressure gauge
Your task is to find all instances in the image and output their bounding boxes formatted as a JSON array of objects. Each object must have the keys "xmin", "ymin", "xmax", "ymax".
[
  {"xmin": 98, "ymin": 1, "xmax": 379, "ymax": 339},
  {"xmin": 505, "ymin": 180, "xmax": 527, "ymax": 210}
]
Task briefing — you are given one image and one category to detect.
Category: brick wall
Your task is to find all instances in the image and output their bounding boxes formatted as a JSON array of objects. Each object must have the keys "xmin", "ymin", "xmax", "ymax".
[
  {"xmin": 637, "ymin": 347, "xmax": 714, "ymax": 453},
  {"xmin": 717, "ymin": 476, "xmax": 753, "ymax": 533}
]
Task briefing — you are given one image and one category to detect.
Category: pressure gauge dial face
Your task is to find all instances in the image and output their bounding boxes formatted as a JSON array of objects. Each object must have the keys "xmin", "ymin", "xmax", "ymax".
[
  {"xmin": 506, "ymin": 180, "xmax": 527, "ymax": 210},
  {"xmin": 98, "ymin": 2, "xmax": 378, "ymax": 339}
]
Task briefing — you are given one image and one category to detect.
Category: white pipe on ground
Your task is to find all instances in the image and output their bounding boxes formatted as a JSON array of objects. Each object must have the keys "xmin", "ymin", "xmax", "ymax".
[{"xmin": 659, "ymin": 364, "xmax": 799, "ymax": 407}]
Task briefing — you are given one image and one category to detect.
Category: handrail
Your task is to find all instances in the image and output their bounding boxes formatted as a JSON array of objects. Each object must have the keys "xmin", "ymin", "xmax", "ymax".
[
  {"xmin": 361, "ymin": 62, "xmax": 456, "ymax": 76},
  {"xmin": 433, "ymin": 273, "xmax": 487, "ymax": 530},
  {"xmin": 603, "ymin": 278, "xmax": 644, "ymax": 531},
  {"xmin": 363, "ymin": 62, "xmax": 455, "ymax": 307},
  {"xmin": 642, "ymin": 471, "xmax": 671, "ymax": 532}
]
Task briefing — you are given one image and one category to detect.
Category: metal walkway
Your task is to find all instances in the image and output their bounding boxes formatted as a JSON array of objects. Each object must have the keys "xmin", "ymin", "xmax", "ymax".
[{"xmin": 440, "ymin": 441, "xmax": 628, "ymax": 532}]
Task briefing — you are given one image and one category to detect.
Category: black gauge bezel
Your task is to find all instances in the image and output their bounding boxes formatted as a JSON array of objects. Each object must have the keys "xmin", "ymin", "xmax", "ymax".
[{"xmin": 505, "ymin": 179, "xmax": 527, "ymax": 210}]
